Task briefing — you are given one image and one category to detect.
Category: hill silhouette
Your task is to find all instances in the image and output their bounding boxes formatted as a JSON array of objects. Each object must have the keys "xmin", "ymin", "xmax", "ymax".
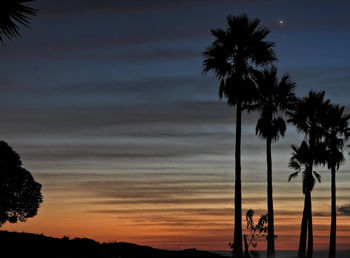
[{"xmin": 0, "ymin": 230, "xmax": 225, "ymax": 258}]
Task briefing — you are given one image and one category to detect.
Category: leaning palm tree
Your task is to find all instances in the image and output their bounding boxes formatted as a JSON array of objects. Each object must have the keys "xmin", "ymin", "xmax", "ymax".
[
  {"xmin": 202, "ymin": 14, "xmax": 276, "ymax": 257},
  {"xmin": 288, "ymin": 91, "xmax": 330, "ymax": 258},
  {"xmin": 252, "ymin": 66, "xmax": 296, "ymax": 257},
  {"xmin": 0, "ymin": 0, "xmax": 37, "ymax": 43},
  {"xmin": 322, "ymin": 104, "xmax": 350, "ymax": 258}
]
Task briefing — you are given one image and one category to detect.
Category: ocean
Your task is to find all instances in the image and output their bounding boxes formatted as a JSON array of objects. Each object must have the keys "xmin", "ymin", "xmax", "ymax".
[{"xmin": 210, "ymin": 250, "xmax": 350, "ymax": 258}]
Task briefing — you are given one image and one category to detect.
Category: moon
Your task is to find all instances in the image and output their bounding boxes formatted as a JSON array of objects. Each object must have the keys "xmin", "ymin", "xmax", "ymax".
[{"xmin": 279, "ymin": 19, "xmax": 284, "ymax": 24}]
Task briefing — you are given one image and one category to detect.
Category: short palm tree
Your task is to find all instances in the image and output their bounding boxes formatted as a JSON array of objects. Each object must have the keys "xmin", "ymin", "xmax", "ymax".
[
  {"xmin": 0, "ymin": 0, "xmax": 36, "ymax": 43},
  {"xmin": 288, "ymin": 91, "xmax": 330, "ymax": 258},
  {"xmin": 202, "ymin": 14, "xmax": 276, "ymax": 257},
  {"xmin": 288, "ymin": 141, "xmax": 322, "ymax": 256},
  {"xmin": 322, "ymin": 104, "xmax": 350, "ymax": 258},
  {"xmin": 252, "ymin": 66, "xmax": 296, "ymax": 257}
]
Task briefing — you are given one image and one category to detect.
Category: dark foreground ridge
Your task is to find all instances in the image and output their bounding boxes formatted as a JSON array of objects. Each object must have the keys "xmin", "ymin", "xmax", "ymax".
[{"xmin": 0, "ymin": 231, "xmax": 225, "ymax": 258}]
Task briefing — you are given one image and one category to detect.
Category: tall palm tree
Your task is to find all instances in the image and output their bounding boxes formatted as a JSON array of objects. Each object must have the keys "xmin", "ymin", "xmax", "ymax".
[
  {"xmin": 322, "ymin": 104, "xmax": 350, "ymax": 258},
  {"xmin": 202, "ymin": 14, "xmax": 276, "ymax": 257},
  {"xmin": 0, "ymin": 0, "xmax": 36, "ymax": 43},
  {"xmin": 252, "ymin": 66, "xmax": 296, "ymax": 257},
  {"xmin": 288, "ymin": 91, "xmax": 330, "ymax": 258}
]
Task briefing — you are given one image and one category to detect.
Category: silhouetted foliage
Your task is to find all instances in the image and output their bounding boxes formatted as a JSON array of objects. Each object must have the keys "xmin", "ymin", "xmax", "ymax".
[
  {"xmin": 203, "ymin": 14, "xmax": 276, "ymax": 107},
  {"xmin": 202, "ymin": 14, "xmax": 275, "ymax": 258},
  {"xmin": 0, "ymin": 141, "xmax": 42, "ymax": 226},
  {"xmin": 252, "ymin": 66, "xmax": 296, "ymax": 141},
  {"xmin": 322, "ymin": 104, "xmax": 350, "ymax": 170},
  {"xmin": 288, "ymin": 141, "xmax": 322, "ymax": 192},
  {"xmin": 245, "ymin": 210, "xmax": 268, "ymax": 250},
  {"xmin": 230, "ymin": 210, "xmax": 268, "ymax": 258},
  {"xmin": 0, "ymin": 0, "xmax": 37, "ymax": 43},
  {"xmin": 287, "ymin": 91, "xmax": 330, "ymax": 139}
]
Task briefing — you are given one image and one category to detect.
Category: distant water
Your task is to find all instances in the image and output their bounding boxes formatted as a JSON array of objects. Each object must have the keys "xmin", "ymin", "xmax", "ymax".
[{"xmin": 210, "ymin": 250, "xmax": 350, "ymax": 258}]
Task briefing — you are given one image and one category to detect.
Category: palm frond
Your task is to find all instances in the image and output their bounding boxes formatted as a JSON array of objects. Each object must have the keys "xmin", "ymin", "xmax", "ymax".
[
  {"xmin": 288, "ymin": 160, "xmax": 301, "ymax": 172},
  {"xmin": 0, "ymin": 0, "xmax": 37, "ymax": 43},
  {"xmin": 313, "ymin": 171, "xmax": 321, "ymax": 183},
  {"xmin": 288, "ymin": 171, "xmax": 299, "ymax": 182}
]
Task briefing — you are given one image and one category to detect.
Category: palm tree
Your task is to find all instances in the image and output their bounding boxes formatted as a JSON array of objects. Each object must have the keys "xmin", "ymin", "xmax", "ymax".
[
  {"xmin": 288, "ymin": 91, "xmax": 330, "ymax": 258},
  {"xmin": 322, "ymin": 104, "xmax": 350, "ymax": 258},
  {"xmin": 288, "ymin": 141, "xmax": 322, "ymax": 256},
  {"xmin": 252, "ymin": 66, "xmax": 296, "ymax": 257},
  {"xmin": 0, "ymin": 0, "xmax": 37, "ymax": 43},
  {"xmin": 202, "ymin": 14, "xmax": 276, "ymax": 257}
]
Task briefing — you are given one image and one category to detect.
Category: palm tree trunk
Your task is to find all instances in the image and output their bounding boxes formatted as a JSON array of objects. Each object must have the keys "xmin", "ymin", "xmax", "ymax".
[
  {"xmin": 329, "ymin": 166, "xmax": 336, "ymax": 258},
  {"xmin": 233, "ymin": 99, "xmax": 242, "ymax": 258},
  {"xmin": 298, "ymin": 193, "xmax": 308, "ymax": 258},
  {"xmin": 306, "ymin": 133, "xmax": 315, "ymax": 258},
  {"xmin": 266, "ymin": 136, "xmax": 275, "ymax": 258},
  {"xmin": 307, "ymin": 189, "xmax": 313, "ymax": 258}
]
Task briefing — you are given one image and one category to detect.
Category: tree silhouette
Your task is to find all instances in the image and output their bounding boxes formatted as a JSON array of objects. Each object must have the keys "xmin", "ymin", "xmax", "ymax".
[
  {"xmin": 288, "ymin": 91, "xmax": 330, "ymax": 258},
  {"xmin": 0, "ymin": 0, "xmax": 40, "ymax": 227},
  {"xmin": 202, "ymin": 14, "xmax": 275, "ymax": 257},
  {"xmin": 244, "ymin": 209, "xmax": 268, "ymax": 258},
  {"xmin": 322, "ymin": 104, "xmax": 350, "ymax": 258},
  {"xmin": 0, "ymin": 141, "xmax": 42, "ymax": 226},
  {"xmin": 0, "ymin": 0, "xmax": 37, "ymax": 43},
  {"xmin": 251, "ymin": 66, "xmax": 296, "ymax": 257}
]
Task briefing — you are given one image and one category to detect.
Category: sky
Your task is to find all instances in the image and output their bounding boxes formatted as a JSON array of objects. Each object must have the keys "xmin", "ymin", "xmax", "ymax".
[{"xmin": 1, "ymin": 0, "xmax": 350, "ymax": 251}]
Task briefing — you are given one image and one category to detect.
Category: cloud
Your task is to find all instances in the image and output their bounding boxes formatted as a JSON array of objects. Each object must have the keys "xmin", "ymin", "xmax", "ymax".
[
  {"xmin": 115, "ymin": 49, "xmax": 201, "ymax": 62},
  {"xmin": 88, "ymin": 207, "xmax": 233, "ymax": 216},
  {"xmin": 34, "ymin": 0, "xmax": 262, "ymax": 17},
  {"xmin": 337, "ymin": 204, "xmax": 350, "ymax": 216},
  {"xmin": 5, "ymin": 0, "xmax": 348, "ymax": 62}
]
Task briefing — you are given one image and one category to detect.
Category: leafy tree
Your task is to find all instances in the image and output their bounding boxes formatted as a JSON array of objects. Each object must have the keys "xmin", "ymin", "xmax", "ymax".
[
  {"xmin": 239, "ymin": 209, "xmax": 268, "ymax": 258},
  {"xmin": 0, "ymin": 141, "xmax": 42, "ymax": 226},
  {"xmin": 0, "ymin": 0, "xmax": 37, "ymax": 43},
  {"xmin": 202, "ymin": 14, "xmax": 275, "ymax": 257},
  {"xmin": 251, "ymin": 66, "xmax": 295, "ymax": 257}
]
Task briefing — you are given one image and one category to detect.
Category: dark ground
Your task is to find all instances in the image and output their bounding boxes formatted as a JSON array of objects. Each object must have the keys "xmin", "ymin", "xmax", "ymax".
[{"xmin": 0, "ymin": 230, "xmax": 225, "ymax": 258}]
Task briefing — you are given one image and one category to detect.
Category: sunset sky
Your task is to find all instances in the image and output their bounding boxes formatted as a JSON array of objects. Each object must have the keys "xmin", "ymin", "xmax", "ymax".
[{"xmin": 1, "ymin": 0, "xmax": 350, "ymax": 251}]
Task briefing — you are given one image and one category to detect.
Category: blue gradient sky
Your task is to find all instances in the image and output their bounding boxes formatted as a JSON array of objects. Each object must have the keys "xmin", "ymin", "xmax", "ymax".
[{"xmin": 1, "ymin": 0, "xmax": 350, "ymax": 251}]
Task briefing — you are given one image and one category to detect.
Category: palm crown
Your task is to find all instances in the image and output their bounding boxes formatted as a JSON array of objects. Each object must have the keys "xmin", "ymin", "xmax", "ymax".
[
  {"xmin": 288, "ymin": 91, "xmax": 330, "ymax": 139},
  {"xmin": 0, "ymin": 0, "xmax": 36, "ymax": 43},
  {"xmin": 288, "ymin": 141, "xmax": 322, "ymax": 194},
  {"xmin": 322, "ymin": 104, "xmax": 350, "ymax": 169},
  {"xmin": 253, "ymin": 66, "xmax": 296, "ymax": 141},
  {"xmin": 202, "ymin": 14, "xmax": 276, "ymax": 106}
]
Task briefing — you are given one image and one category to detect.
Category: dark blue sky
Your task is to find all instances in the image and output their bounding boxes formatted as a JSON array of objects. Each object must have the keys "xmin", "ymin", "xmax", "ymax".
[
  {"xmin": 1, "ymin": 0, "xmax": 350, "ymax": 250},
  {"xmin": 0, "ymin": 0, "xmax": 348, "ymax": 164},
  {"xmin": 1, "ymin": 0, "xmax": 350, "ymax": 109}
]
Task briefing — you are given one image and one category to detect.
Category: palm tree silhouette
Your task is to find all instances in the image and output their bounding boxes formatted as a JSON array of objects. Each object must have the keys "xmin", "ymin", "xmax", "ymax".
[
  {"xmin": 322, "ymin": 104, "xmax": 350, "ymax": 258},
  {"xmin": 288, "ymin": 91, "xmax": 330, "ymax": 258},
  {"xmin": 288, "ymin": 141, "xmax": 322, "ymax": 257},
  {"xmin": 202, "ymin": 14, "xmax": 276, "ymax": 257},
  {"xmin": 251, "ymin": 66, "xmax": 296, "ymax": 257},
  {"xmin": 0, "ymin": 0, "xmax": 36, "ymax": 43}
]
